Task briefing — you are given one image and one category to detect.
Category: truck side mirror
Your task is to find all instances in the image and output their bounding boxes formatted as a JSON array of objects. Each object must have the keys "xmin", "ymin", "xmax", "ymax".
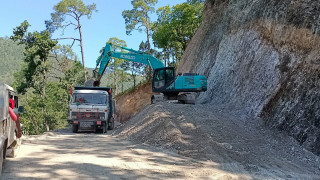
[{"xmin": 18, "ymin": 106, "xmax": 24, "ymax": 114}]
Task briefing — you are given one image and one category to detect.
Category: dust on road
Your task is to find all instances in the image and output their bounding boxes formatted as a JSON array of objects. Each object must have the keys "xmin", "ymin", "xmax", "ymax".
[{"xmin": 1, "ymin": 130, "xmax": 248, "ymax": 180}]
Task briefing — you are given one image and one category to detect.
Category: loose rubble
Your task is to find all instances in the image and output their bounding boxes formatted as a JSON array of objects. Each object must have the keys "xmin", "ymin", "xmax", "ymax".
[{"xmin": 113, "ymin": 102, "xmax": 320, "ymax": 179}]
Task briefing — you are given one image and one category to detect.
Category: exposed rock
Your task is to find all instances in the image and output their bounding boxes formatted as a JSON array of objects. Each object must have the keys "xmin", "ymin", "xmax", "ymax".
[{"xmin": 178, "ymin": 0, "xmax": 320, "ymax": 155}]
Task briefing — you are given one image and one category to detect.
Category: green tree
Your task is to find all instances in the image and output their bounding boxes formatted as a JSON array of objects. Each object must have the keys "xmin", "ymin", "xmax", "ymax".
[
  {"xmin": 118, "ymin": 64, "xmax": 131, "ymax": 93},
  {"xmin": 46, "ymin": 0, "xmax": 97, "ymax": 71},
  {"xmin": 99, "ymin": 37, "xmax": 128, "ymax": 95},
  {"xmin": 122, "ymin": 0, "xmax": 158, "ymax": 51},
  {"xmin": 13, "ymin": 46, "xmax": 85, "ymax": 135},
  {"xmin": 11, "ymin": 21, "xmax": 85, "ymax": 134},
  {"xmin": 11, "ymin": 20, "xmax": 58, "ymax": 131},
  {"xmin": 138, "ymin": 41, "xmax": 163, "ymax": 80},
  {"xmin": 49, "ymin": 45, "xmax": 86, "ymax": 120},
  {"xmin": 109, "ymin": 38, "xmax": 126, "ymax": 95},
  {"xmin": 152, "ymin": 2, "xmax": 203, "ymax": 64},
  {"xmin": 20, "ymin": 92, "xmax": 46, "ymax": 135},
  {"xmin": 19, "ymin": 59, "xmax": 85, "ymax": 135},
  {"xmin": 123, "ymin": 0, "xmax": 158, "ymax": 81}
]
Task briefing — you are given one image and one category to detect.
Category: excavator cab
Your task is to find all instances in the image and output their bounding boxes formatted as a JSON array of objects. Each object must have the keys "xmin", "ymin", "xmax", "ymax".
[{"xmin": 152, "ymin": 67, "xmax": 176, "ymax": 92}]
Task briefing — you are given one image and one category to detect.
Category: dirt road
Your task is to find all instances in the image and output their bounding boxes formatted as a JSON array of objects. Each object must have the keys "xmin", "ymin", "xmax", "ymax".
[
  {"xmin": 2, "ymin": 102, "xmax": 320, "ymax": 179},
  {"xmin": 1, "ymin": 130, "xmax": 250, "ymax": 180}
]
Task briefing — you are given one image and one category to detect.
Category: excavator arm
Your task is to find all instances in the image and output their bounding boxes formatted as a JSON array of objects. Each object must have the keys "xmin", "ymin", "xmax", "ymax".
[
  {"xmin": 90, "ymin": 42, "xmax": 207, "ymax": 104},
  {"xmin": 94, "ymin": 43, "xmax": 164, "ymax": 85}
]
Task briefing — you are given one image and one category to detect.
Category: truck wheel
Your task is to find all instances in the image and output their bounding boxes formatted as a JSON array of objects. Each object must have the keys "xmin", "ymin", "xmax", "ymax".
[
  {"xmin": 108, "ymin": 117, "xmax": 114, "ymax": 130},
  {"xmin": 72, "ymin": 124, "xmax": 78, "ymax": 133}
]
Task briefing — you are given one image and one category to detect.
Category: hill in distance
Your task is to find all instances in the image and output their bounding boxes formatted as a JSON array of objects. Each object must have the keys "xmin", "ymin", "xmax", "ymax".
[
  {"xmin": 0, "ymin": 37, "xmax": 24, "ymax": 85},
  {"xmin": 0, "ymin": 37, "xmax": 144, "ymax": 91}
]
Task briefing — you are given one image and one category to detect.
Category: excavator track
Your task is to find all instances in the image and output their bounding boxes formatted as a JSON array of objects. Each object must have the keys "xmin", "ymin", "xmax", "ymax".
[{"xmin": 151, "ymin": 93, "xmax": 195, "ymax": 104}]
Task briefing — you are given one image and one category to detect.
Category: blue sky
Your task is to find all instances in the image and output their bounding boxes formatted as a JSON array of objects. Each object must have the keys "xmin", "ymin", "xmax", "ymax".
[{"xmin": 0, "ymin": 0, "xmax": 185, "ymax": 68}]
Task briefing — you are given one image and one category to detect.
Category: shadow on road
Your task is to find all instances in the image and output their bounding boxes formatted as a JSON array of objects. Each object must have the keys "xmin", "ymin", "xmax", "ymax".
[{"xmin": 1, "ymin": 129, "xmax": 247, "ymax": 179}]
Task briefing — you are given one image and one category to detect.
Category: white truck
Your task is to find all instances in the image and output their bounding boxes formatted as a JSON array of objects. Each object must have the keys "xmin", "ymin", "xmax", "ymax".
[
  {"xmin": 68, "ymin": 86, "xmax": 115, "ymax": 133},
  {"xmin": 0, "ymin": 83, "xmax": 23, "ymax": 174}
]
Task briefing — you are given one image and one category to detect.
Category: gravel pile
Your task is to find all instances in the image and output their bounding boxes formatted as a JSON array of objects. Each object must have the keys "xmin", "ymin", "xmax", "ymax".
[{"xmin": 113, "ymin": 102, "xmax": 320, "ymax": 178}]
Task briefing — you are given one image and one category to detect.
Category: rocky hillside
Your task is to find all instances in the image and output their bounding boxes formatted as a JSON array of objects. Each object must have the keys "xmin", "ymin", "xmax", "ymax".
[{"xmin": 178, "ymin": 0, "xmax": 320, "ymax": 155}]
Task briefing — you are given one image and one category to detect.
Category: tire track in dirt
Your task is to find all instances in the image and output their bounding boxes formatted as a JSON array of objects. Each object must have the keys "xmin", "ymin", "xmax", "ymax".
[{"xmin": 1, "ymin": 129, "xmax": 249, "ymax": 179}]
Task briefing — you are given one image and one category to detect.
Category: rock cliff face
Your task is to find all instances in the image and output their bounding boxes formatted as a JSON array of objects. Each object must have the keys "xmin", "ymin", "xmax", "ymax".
[{"xmin": 178, "ymin": 0, "xmax": 320, "ymax": 155}]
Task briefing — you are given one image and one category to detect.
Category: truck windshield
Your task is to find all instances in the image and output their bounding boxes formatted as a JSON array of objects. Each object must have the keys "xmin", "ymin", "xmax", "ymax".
[{"xmin": 72, "ymin": 93, "xmax": 107, "ymax": 105}]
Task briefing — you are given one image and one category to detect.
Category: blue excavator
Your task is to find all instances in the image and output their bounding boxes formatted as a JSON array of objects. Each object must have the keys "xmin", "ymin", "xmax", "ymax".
[{"xmin": 92, "ymin": 43, "xmax": 207, "ymax": 104}]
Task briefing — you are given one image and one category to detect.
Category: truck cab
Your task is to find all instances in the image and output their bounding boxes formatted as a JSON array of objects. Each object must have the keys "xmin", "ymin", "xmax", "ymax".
[{"xmin": 68, "ymin": 86, "xmax": 115, "ymax": 133}]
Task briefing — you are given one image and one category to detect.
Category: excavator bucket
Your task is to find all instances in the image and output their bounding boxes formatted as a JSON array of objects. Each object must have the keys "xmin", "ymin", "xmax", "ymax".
[
  {"xmin": 93, "ymin": 80, "xmax": 100, "ymax": 87},
  {"xmin": 84, "ymin": 78, "xmax": 101, "ymax": 87}
]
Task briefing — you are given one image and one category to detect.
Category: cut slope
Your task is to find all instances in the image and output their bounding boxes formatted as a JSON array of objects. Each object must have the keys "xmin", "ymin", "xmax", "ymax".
[
  {"xmin": 178, "ymin": 0, "xmax": 320, "ymax": 155},
  {"xmin": 114, "ymin": 83, "xmax": 154, "ymax": 123},
  {"xmin": 113, "ymin": 102, "xmax": 320, "ymax": 179}
]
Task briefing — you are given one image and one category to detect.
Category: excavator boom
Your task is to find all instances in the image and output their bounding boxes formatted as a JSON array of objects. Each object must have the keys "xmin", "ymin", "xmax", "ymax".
[
  {"xmin": 90, "ymin": 43, "xmax": 207, "ymax": 104},
  {"xmin": 95, "ymin": 43, "xmax": 163, "ymax": 83}
]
